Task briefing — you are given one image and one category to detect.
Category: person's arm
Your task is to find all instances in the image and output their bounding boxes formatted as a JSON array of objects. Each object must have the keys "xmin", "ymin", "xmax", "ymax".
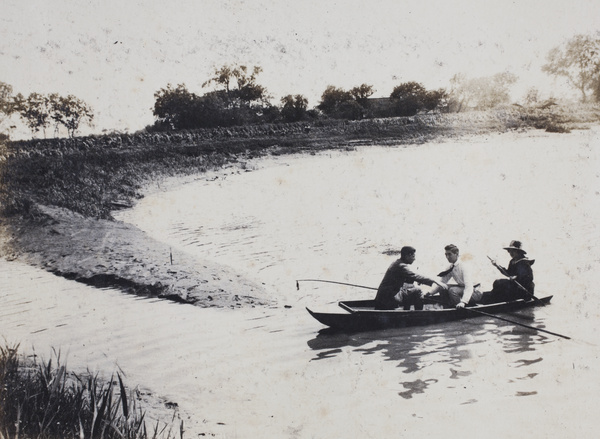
[
  {"xmin": 428, "ymin": 284, "xmax": 440, "ymax": 296},
  {"xmin": 401, "ymin": 265, "xmax": 445, "ymax": 289},
  {"xmin": 514, "ymin": 262, "xmax": 534, "ymax": 290},
  {"xmin": 429, "ymin": 268, "xmax": 451, "ymax": 295},
  {"xmin": 432, "ymin": 279, "xmax": 447, "ymax": 289}
]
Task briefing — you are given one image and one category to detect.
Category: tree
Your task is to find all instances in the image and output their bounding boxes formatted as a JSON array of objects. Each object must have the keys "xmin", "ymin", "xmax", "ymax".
[
  {"xmin": 203, "ymin": 64, "xmax": 267, "ymax": 106},
  {"xmin": 1, "ymin": 82, "xmax": 16, "ymax": 140},
  {"xmin": 0, "ymin": 82, "xmax": 14, "ymax": 119},
  {"xmin": 390, "ymin": 81, "xmax": 427, "ymax": 100},
  {"xmin": 448, "ymin": 72, "xmax": 517, "ymax": 111},
  {"xmin": 153, "ymin": 84, "xmax": 199, "ymax": 130},
  {"xmin": 523, "ymin": 87, "xmax": 540, "ymax": 106},
  {"xmin": 47, "ymin": 93, "xmax": 64, "ymax": 136},
  {"xmin": 51, "ymin": 94, "xmax": 93, "ymax": 138},
  {"xmin": 193, "ymin": 90, "xmax": 232, "ymax": 128},
  {"xmin": 423, "ymin": 89, "xmax": 449, "ymax": 112},
  {"xmin": 350, "ymin": 84, "xmax": 375, "ymax": 107},
  {"xmin": 448, "ymin": 73, "xmax": 468, "ymax": 112},
  {"xmin": 336, "ymin": 99, "xmax": 364, "ymax": 120},
  {"xmin": 280, "ymin": 94, "xmax": 308, "ymax": 122},
  {"xmin": 473, "ymin": 72, "xmax": 517, "ymax": 109},
  {"xmin": 18, "ymin": 92, "xmax": 52, "ymax": 137},
  {"xmin": 317, "ymin": 86, "xmax": 353, "ymax": 116},
  {"xmin": 542, "ymin": 33, "xmax": 600, "ymax": 103},
  {"xmin": 389, "ymin": 81, "xmax": 429, "ymax": 116}
]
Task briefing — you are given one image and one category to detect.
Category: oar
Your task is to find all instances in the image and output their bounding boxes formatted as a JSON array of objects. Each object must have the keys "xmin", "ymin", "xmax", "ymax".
[
  {"xmin": 296, "ymin": 279, "xmax": 377, "ymax": 291},
  {"xmin": 301, "ymin": 279, "xmax": 571, "ymax": 340},
  {"xmin": 487, "ymin": 256, "xmax": 546, "ymax": 306},
  {"xmin": 426, "ymin": 296, "xmax": 570, "ymax": 340},
  {"xmin": 461, "ymin": 307, "xmax": 571, "ymax": 340}
]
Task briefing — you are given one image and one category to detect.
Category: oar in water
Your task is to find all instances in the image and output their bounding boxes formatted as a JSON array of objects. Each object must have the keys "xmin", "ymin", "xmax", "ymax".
[
  {"xmin": 296, "ymin": 279, "xmax": 377, "ymax": 291},
  {"xmin": 425, "ymin": 295, "xmax": 570, "ymax": 340},
  {"xmin": 298, "ymin": 279, "xmax": 570, "ymax": 339},
  {"xmin": 461, "ymin": 307, "xmax": 571, "ymax": 340}
]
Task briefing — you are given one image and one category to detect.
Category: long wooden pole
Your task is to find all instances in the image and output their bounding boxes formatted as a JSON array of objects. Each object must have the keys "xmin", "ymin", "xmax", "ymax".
[
  {"xmin": 487, "ymin": 256, "xmax": 547, "ymax": 306},
  {"xmin": 296, "ymin": 279, "xmax": 377, "ymax": 291},
  {"xmin": 425, "ymin": 295, "xmax": 570, "ymax": 340},
  {"xmin": 298, "ymin": 278, "xmax": 570, "ymax": 339},
  {"xmin": 462, "ymin": 307, "xmax": 571, "ymax": 340}
]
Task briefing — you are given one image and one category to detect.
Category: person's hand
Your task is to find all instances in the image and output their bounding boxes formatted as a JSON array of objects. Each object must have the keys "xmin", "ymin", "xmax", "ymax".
[
  {"xmin": 437, "ymin": 282, "xmax": 448, "ymax": 290},
  {"xmin": 456, "ymin": 301, "xmax": 466, "ymax": 309}
]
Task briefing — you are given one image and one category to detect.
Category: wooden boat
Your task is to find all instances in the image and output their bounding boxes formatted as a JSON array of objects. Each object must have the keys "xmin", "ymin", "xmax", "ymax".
[{"xmin": 306, "ymin": 296, "xmax": 552, "ymax": 332}]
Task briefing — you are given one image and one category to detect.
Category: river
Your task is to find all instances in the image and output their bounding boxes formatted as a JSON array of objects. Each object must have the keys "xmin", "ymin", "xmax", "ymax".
[{"xmin": 2, "ymin": 128, "xmax": 600, "ymax": 438}]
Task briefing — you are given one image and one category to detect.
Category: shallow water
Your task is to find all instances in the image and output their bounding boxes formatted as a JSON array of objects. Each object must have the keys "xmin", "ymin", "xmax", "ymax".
[{"xmin": 3, "ymin": 128, "xmax": 600, "ymax": 438}]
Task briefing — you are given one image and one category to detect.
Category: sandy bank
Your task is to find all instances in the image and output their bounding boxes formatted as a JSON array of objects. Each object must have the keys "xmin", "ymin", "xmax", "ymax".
[{"xmin": 1, "ymin": 203, "xmax": 273, "ymax": 308}]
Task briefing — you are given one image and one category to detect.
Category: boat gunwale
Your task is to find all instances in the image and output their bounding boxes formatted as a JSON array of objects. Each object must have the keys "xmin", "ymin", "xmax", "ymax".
[
  {"xmin": 337, "ymin": 296, "xmax": 552, "ymax": 315},
  {"xmin": 306, "ymin": 295, "xmax": 553, "ymax": 331}
]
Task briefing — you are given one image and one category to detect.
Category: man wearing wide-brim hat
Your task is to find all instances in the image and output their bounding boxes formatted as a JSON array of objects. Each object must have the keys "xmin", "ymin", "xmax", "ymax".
[{"xmin": 480, "ymin": 240, "xmax": 535, "ymax": 304}]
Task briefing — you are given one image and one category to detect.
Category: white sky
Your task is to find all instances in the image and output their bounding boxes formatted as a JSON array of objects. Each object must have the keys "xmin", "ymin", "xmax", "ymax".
[{"xmin": 1, "ymin": 0, "xmax": 599, "ymax": 135}]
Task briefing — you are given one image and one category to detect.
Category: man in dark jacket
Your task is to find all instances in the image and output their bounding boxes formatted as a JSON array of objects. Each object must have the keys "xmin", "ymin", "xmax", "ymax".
[
  {"xmin": 374, "ymin": 246, "xmax": 447, "ymax": 310},
  {"xmin": 481, "ymin": 240, "xmax": 535, "ymax": 304}
]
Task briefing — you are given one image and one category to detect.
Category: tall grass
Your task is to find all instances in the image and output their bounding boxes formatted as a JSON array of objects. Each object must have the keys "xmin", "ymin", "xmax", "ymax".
[{"xmin": 0, "ymin": 344, "xmax": 182, "ymax": 439}]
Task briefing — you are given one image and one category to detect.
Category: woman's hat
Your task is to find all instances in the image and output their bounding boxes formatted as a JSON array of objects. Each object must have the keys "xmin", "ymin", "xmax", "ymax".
[{"xmin": 503, "ymin": 240, "xmax": 527, "ymax": 254}]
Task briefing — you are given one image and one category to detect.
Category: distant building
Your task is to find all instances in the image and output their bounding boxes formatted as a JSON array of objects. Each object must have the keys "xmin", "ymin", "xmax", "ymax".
[{"xmin": 367, "ymin": 97, "xmax": 395, "ymax": 118}]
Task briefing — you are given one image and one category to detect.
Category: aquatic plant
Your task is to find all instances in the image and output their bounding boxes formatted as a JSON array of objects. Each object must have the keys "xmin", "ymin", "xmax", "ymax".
[{"xmin": 0, "ymin": 343, "xmax": 182, "ymax": 439}]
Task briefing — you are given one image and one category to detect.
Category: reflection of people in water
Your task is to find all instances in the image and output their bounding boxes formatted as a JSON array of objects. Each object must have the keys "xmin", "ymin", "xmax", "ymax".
[
  {"xmin": 481, "ymin": 240, "xmax": 535, "ymax": 304},
  {"xmin": 374, "ymin": 246, "xmax": 447, "ymax": 310}
]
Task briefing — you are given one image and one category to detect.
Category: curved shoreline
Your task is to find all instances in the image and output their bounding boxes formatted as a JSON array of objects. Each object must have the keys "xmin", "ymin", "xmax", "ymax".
[
  {"xmin": 1, "ymin": 106, "xmax": 599, "ymax": 308},
  {"xmin": 1, "ymin": 203, "xmax": 273, "ymax": 308}
]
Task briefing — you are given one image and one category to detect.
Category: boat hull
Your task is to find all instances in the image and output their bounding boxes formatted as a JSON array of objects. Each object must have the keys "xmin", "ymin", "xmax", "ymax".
[{"xmin": 306, "ymin": 296, "xmax": 552, "ymax": 332}]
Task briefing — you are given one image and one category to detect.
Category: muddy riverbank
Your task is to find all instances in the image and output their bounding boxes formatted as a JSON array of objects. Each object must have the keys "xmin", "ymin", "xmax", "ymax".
[
  {"xmin": 1, "ymin": 106, "xmax": 599, "ymax": 307},
  {"xmin": 1, "ymin": 203, "xmax": 273, "ymax": 308}
]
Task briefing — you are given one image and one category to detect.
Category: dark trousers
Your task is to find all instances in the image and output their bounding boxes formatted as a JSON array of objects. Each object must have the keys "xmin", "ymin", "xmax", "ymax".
[{"xmin": 480, "ymin": 279, "xmax": 531, "ymax": 304}]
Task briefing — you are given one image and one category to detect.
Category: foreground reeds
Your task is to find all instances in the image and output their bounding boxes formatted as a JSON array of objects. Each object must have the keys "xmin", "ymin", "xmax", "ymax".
[{"xmin": 0, "ymin": 344, "xmax": 181, "ymax": 439}]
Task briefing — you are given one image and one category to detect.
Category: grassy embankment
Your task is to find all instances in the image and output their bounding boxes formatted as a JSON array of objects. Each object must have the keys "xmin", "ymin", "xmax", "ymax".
[
  {"xmin": 0, "ymin": 344, "xmax": 182, "ymax": 439},
  {"xmin": 3, "ymin": 104, "xmax": 598, "ymax": 221}
]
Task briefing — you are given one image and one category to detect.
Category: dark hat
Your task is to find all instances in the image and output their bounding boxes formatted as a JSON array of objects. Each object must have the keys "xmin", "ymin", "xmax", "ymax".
[{"xmin": 503, "ymin": 240, "xmax": 527, "ymax": 254}]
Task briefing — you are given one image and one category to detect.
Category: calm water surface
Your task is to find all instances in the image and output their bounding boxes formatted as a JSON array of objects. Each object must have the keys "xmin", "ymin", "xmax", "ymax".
[{"xmin": 2, "ymin": 129, "xmax": 600, "ymax": 438}]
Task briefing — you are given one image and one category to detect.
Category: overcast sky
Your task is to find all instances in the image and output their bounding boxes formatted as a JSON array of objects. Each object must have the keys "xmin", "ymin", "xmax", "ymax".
[{"xmin": 1, "ymin": 0, "xmax": 599, "ymax": 136}]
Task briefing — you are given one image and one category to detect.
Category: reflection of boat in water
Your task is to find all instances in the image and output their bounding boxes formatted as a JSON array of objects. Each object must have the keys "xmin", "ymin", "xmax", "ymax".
[{"xmin": 306, "ymin": 296, "xmax": 552, "ymax": 332}]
